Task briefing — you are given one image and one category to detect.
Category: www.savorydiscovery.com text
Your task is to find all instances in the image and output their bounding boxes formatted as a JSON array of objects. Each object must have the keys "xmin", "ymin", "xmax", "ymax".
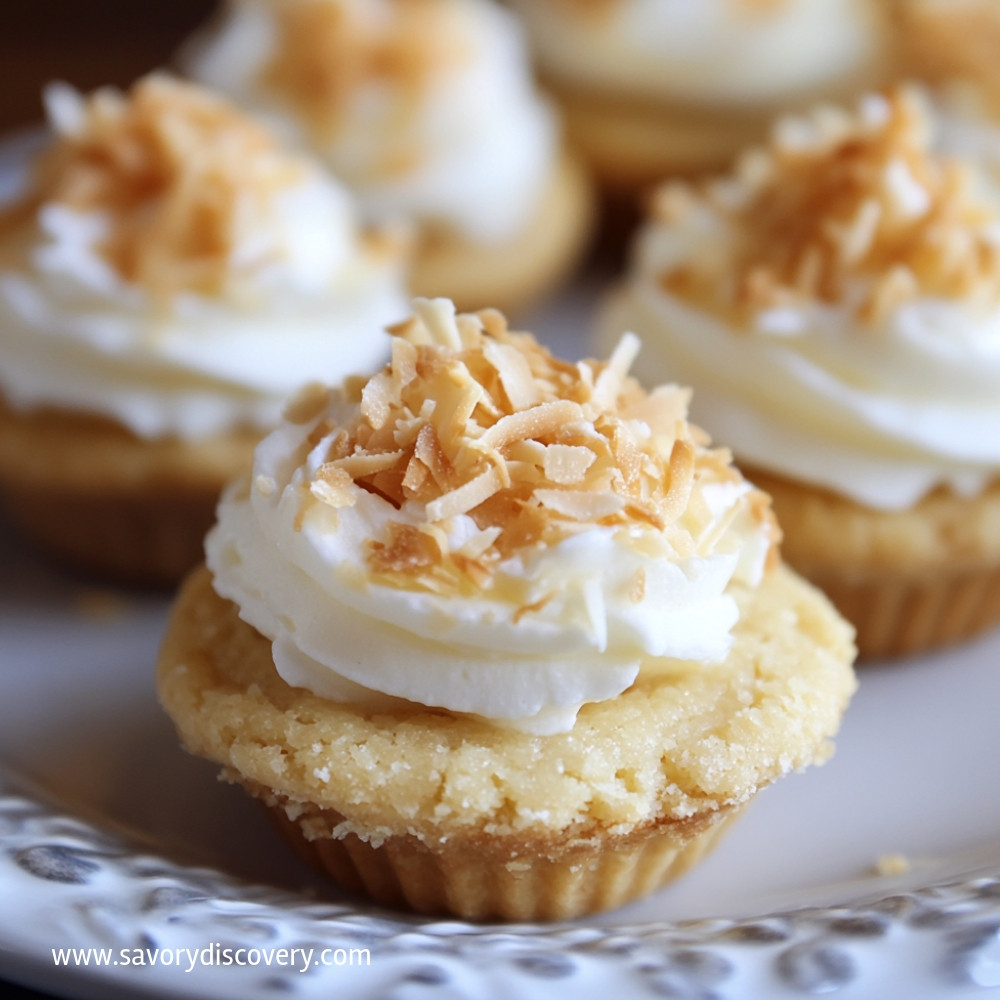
[{"xmin": 51, "ymin": 944, "xmax": 370, "ymax": 974}]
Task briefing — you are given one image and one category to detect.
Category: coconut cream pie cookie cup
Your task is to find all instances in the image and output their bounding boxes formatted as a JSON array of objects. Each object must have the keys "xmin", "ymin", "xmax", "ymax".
[
  {"xmin": 182, "ymin": 0, "xmax": 594, "ymax": 315},
  {"xmin": 157, "ymin": 298, "xmax": 856, "ymax": 921},
  {"xmin": 0, "ymin": 75, "xmax": 409, "ymax": 585},
  {"xmin": 508, "ymin": 0, "xmax": 890, "ymax": 191},
  {"xmin": 603, "ymin": 88, "xmax": 1000, "ymax": 659}
]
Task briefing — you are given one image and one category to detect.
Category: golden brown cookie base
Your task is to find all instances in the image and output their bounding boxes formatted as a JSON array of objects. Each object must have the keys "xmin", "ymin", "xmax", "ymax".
[
  {"xmin": 749, "ymin": 468, "xmax": 1000, "ymax": 659},
  {"xmin": 546, "ymin": 66, "xmax": 891, "ymax": 194},
  {"xmin": 551, "ymin": 83, "xmax": 772, "ymax": 191},
  {"xmin": 157, "ymin": 563, "xmax": 854, "ymax": 918},
  {"xmin": 0, "ymin": 401, "xmax": 257, "ymax": 585},
  {"xmin": 269, "ymin": 798, "xmax": 742, "ymax": 922},
  {"xmin": 409, "ymin": 148, "xmax": 596, "ymax": 317},
  {"xmin": 0, "ymin": 479, "xmax": 220, "ymax": 586}
]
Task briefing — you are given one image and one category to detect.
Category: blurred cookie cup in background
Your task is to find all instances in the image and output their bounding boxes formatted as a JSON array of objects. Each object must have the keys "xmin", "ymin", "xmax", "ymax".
[
  {"xmin": 508, "ymin": 0, "xmax": 890, "ymax": 193},
  {"xmin": 0, "ymin": 75, "xmax": 408, "ymax": 585},
  {"xmin": 182, "ymin": 0, "xmax": 595, "ymax": 315},
  {"xmin": 602, "ymin": 88, "xmax": 1000, "ymax": 659},
  {"xmin": 157, "ymin": 298, "xmax": 856, "ymax": 921}
]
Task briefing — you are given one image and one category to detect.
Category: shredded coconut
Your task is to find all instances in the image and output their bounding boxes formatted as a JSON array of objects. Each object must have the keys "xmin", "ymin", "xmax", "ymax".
[
  {"xmin": 6, "ymin": 75, "xmax": 309, "ymax": 299},
  {"xmin": 284, "ymin": 299, "xmax": 778, "ymax": 595},
  {"xmin": 654, "ymin": 87, "xmax": 1000, "ymax": 324}
]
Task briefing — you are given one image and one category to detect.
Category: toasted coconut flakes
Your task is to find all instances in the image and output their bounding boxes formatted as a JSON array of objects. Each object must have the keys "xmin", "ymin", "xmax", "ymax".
[
  {"xmin": 478, "ymin": 400, "xmax": 585, "ymax": 450},
  {"xmin": 506, "ymin": 438, "xmax": 547, "ymax": 465},
  {"xmin": 323, "ymin": 429, "xmax": 351, "ymax": 462},
  {"xmin": 610, "ymin": 425, "xmax": 644, "ymax": 489},
  {"xmin": 478, "ymin": 307, "xmax": 509, "ymax": 339},
  {"xmin": 333, "ymin": 449, "xmax": 404, "ymax": 477},
  {"xmin": 310, "ymin": 464, "xmax": 356, "ymax": 508},
  {"xmin": 660, "ymin": 439, "xmax": 696, "ymax": 523},
  {"xmin": 19, "ymin": 76, "xmax": 314, "ymax": 300},
  {"xmin": 385, "ymin": 315, "xmax": 423, "ymax": 341},
  {"xmin": 483, "ymin": 339, "xmax": 542, "ymax": 411},
  {"xmin": 428, "ymin": 363, "xmax": 484, "ymax": 448},
  {"xmin": 535, "ymin": 489, "xmax": 625, "ymax": 520},
  {"xmin": 455, "ymin": 313, "xmax": 486, "ymax": 348},
  {"xmin": 860, "ymin": 264, "xmax": 920, "ymax": 324},
  {"xmin": 503, "ymin": 460, "xmax": 544, "ymax": 488},
  {"xmin": 453, "ymin": 554, "xmax": 493, "ymax": 589},
  {"xmin": 369, "ymin": 522, "xmax": 440, "ymax": 575},
  {"xmin": 389, "ymin": 336, "xmax": 418, "ymax": 393},
  {"xmin": 294, "ymin": 302, "xmax": 775, "ymax": 594},
  {"xmin": 543, "ymin": 444, "xmax": 596, "ymax": 485},
  {"xmin": 623, "ymin": 501, "xmax": 666, "ymax": 530},
  {"xmin": 412, "ymin": 423, "xmax": 456, "ymax": 488},
  {"xmin": 414, "ymin": 297, "xmax": 464, "ymax": 349},
  {"xmin": 426, "ymin": 465, "xmax": 503, "ymax": 522},
  {"xmin": 402, "ymin": 455, "xmax": 432, "ymax": 496},
  {"xmin": 828, "ymin": 197, "xmax": 882, "ymax": 266},
  {"xmin": 284, "ymin": 382, "xmax": 331, "ymax": 425},
  {"xmin": 455, "ymin": 526, "xmax": 502, "ymax": 560},
  {"xmin": 360, "ymin": 372, "xmax": 397, "ymax": 430},
  {"xmin": 264, "ymin": 0, "xmax": 467, "ymax": 146},
  {"xmin": 656, "ymin": 87, "xmax": 1000, "ymax": 324},
  {"xmin": 592, "ymin": 332, "xmax": 641, "ymax": 408}
]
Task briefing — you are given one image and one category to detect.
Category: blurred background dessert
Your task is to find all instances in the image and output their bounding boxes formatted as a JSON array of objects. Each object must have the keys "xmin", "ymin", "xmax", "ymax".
[
  {"xmin": 602, "ymin": 88, "xmax": 1000, "ymax": 659},
  {"xmin": 181, "ymin": 0, "xmax": 595, "ymax": 314},
  {"xmin": 0, "ymin": 74, "xmax": 409, "ymax": 584},
  {"xmin": 508, "ymin": 0, "xmax": 892, "ymax": 192}
]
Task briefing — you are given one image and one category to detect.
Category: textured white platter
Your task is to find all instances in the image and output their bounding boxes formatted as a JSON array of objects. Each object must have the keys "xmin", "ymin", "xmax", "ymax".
[{"xmin": 2, "ymin": 130, "xmax": 1000, "ymax": 1000}]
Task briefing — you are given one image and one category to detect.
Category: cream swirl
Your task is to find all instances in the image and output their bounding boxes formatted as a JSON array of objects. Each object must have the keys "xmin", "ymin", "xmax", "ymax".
[
  {"xmin": 0, "ymin": 76, "xmax": 409, "ymax": 441},
  {"xmin": 602, "ymin": 89, "xmax": 1000, "ymax": 510},
  {"xmin": 207, "ymin": 299, "xmax": 776, "ymax": 734},
  {"xmin": 509, "ymin": 0, "xmax": 886, "ymax": 108},
  {"xmin": 184, "ymin": 0, "xmax": 557, "ymax": 244}
]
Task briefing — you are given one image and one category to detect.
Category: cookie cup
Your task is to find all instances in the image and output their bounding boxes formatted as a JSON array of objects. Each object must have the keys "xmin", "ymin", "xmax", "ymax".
[
  {"xmin": 750, "ymin": 469, "xmax": 1000, "ymax": 660},
  {"xmin": 157, "ymin": 562, "xmax": 856, "ymax": 922},
  {"xmin": 0, "ymin": 402, "xmax": 256, "ymax": 585},
  {"xmin": 546, "ymin": 82, "xmax": 775, "ymax": 191},
  {"xmin": 544, "ymin": 64, "xmax": 889, "ymax": 194},
  {"xmin": 409, "ymin": 149, "xmax": 595, "ymax": 316}
]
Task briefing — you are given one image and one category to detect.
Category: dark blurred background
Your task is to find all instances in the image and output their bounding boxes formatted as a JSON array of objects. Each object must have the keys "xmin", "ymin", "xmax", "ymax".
[{"xmin": 1, "ymin": 0, "xmax": 218, "ymax": 132}]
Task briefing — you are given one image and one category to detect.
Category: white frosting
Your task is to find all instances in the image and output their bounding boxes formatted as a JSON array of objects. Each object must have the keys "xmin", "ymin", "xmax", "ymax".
[
  {"xmin": 206, "ymin": 308, "xmax": 772, "ymax": 734},
  {"xmin": 0, "ymin": 85, "xmax": 409, "ymax": 441},
  {"xmin": 510, "ymin": 0, "xmax": 885, "ymax": 108},
  {"xmin": 602, "ymin": 178, "xmax": 1000, "ymax": 511},
  {"xmin": 185, "ymin": 0, "xmax": 557, "ymax": 244}
]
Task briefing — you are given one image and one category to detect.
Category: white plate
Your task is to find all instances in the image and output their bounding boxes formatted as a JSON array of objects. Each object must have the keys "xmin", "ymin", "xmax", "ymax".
[
  {"xmin": 2, "ymin": 132, "xmax": 1000, "ymax": 1000},
  {"xmin": 4, "ymin": 494, "xmax": 1000, "ymax": 1000}
]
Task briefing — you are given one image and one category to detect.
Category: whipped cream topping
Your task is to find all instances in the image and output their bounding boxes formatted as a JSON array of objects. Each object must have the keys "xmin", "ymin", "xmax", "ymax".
[
  {"xmin": 208, "ymin": 298, "xmax": 776, "ymax": 734},
  {"xmin": 184, "ymin": 0, "xmax": 557, "ymax": 244},
  {"xmin": 509, "ymin": 0, "xmax": 886, "ymax": 108},
  {"xmin": 603, "ymin": 89, "xmax": 1000, "ymax": 510},
  {"xmin": 0, "ymin": 76, "xmax": 409, "ymax": 440}
]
